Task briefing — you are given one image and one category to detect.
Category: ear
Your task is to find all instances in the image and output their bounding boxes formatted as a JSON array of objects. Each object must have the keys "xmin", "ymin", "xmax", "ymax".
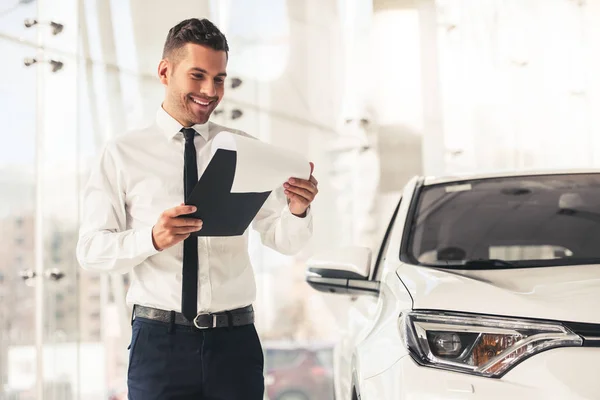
[{"xmin": 158, "ymin": 59, "xmax": 169, "ymax": 86}]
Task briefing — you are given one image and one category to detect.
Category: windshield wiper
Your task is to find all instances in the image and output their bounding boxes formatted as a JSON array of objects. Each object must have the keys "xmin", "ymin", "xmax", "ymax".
[{"xmin": 461, "ymin": 259, "xmax": 519, "ymax": 268}]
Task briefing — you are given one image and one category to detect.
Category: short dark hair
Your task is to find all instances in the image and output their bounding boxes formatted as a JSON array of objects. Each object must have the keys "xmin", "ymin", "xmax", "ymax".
[{"xmin": 162, "ymin": 18, "xmax": 229, "ymax": 60}]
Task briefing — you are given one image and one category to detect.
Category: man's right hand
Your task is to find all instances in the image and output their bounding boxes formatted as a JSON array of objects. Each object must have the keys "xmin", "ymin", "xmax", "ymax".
[{"xmin": 151, "ymin": 204, "xmax": 203, "ymax": 251}]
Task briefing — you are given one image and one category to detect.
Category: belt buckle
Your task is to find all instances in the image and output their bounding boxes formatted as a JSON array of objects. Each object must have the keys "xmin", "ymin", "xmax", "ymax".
[{"xmin": 193, "ymin": 313, "xmax": 217, "ymax": 329}]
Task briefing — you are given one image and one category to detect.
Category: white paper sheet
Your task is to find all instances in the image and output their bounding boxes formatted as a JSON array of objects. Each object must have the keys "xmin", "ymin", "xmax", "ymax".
[{"xmin": 210, "ymin": 131, "xmax": 311, "ymax": 193}]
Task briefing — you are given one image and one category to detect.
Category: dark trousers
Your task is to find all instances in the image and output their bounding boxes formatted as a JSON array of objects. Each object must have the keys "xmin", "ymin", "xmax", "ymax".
[{"xmin": 127, "ymin": 317, "xmax": 264, "ymax": 400}]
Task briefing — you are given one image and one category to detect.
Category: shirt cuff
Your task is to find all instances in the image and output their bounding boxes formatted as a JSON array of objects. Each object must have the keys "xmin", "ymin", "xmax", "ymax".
[
  {"xmin": 135, "ymin": 225, "xmax": 161, "ymax": 258},
  {"xmin": 282, "ymin": 205, "xmax": 313, "ymax": 228}
]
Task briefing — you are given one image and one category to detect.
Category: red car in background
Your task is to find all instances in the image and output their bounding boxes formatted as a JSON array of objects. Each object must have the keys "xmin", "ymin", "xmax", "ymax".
[{"xmin": 263, "ymin": 341, "xmax": 334, "ymax": 400}]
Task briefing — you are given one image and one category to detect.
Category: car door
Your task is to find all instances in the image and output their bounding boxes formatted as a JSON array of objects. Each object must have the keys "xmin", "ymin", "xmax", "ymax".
[{"xmin": 334, "ymin": 198, "xmax": 402, "ymax": 400}]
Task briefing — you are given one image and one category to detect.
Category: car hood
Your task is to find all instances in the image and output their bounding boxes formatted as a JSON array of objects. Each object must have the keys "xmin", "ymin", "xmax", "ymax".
[{"xmin": 396, "ymin": 263, "xmax": 600, "ymax": 324}]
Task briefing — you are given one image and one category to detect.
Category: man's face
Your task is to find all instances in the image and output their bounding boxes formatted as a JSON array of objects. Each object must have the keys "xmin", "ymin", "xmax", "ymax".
[{"xmin": 160, "ymin": 43, "xmax": 227, "ymax": 126}]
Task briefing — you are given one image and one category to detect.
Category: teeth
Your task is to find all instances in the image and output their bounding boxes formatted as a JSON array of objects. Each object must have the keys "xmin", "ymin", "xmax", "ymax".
[{"xmin": 192, "ymin": 98, "xmax": 210, "ymax": 106}]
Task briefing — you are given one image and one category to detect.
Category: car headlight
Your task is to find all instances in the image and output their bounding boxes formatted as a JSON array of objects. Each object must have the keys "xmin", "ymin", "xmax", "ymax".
[{"xmin": 399, "ymin": 311, "xmax": 583, "ymax": 378}]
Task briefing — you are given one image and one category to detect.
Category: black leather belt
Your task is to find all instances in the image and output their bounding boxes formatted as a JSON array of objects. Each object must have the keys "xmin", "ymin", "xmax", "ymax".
[{"xmin": 133, "ymin": 304, "xmax": 254, "ymax": 330}]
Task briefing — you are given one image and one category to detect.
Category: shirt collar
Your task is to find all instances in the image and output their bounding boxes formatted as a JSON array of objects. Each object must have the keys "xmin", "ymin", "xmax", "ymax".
[{"xmin": 156, "ymin": 105, "xmax": 210, "ymax": 141}]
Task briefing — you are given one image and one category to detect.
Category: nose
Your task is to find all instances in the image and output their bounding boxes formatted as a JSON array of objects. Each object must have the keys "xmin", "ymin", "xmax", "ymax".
[{"xmin": 200, "ymin": 80, "xmax": 217, "ymax": 98}]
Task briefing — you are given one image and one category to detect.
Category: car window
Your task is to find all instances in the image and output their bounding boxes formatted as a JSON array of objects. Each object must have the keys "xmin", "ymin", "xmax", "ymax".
[
  {"xmin": 264, "ymin": 349, "xmax": 302, "ymax": 369},
  {"xmin": 406, "ymin": 173, "xmax": 600, "ymax": 268},
  {"xmin": 315, "ymin": 348, "xmax": 333, "ymax": 369},
  {"xmin": 372, "ymin": 199, "xmax": 401, "ymax": 280}
]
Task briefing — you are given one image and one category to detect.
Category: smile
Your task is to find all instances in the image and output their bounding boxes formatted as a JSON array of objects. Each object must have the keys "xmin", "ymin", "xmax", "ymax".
[{"xmin": 190, "ymin": 97, "xmax": 213, "ymax": 106}]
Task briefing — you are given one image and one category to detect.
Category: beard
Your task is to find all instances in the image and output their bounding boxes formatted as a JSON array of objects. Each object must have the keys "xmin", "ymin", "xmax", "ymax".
[{"xmin": 181, "ymin": 93, "xmax": 219, "ymax": 125}]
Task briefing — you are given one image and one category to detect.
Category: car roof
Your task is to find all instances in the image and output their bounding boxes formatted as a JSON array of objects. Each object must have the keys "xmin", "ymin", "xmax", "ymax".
[{"xmin": 423, "ymin": 168, "xmax": 600, "ymax": 186}]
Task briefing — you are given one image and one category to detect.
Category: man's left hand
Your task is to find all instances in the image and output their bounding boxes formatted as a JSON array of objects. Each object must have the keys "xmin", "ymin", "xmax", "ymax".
[{"xmin": 284, "ymin": 162, "xmax": 319, "ymax": 217}]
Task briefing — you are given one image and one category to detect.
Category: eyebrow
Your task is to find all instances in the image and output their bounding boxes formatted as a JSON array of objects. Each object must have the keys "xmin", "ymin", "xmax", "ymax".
[{"xmin": 190, "ymin": 67, "xmax": 227, "ymax": 77}]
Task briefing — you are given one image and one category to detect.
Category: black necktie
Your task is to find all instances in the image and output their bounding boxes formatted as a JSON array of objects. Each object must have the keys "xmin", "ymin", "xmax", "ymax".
[{"xmin": 181, "ymin": 128, "xmax": 198, "ymax": 321}]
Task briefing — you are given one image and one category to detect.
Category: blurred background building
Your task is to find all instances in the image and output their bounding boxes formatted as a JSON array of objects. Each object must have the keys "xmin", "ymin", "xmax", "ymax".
[{"xmin": 2, "ymin": 0, "xmax": 600, "ymax": 399}]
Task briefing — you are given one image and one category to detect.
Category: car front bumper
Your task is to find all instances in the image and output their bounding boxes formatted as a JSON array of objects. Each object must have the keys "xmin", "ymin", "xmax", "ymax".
[{"xmin": 360, "ymin": 347, "xmax": 600, "ymax": 399}]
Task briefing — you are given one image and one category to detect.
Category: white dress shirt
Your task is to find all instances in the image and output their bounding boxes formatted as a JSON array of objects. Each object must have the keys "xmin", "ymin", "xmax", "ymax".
[{"xmin": 76, "ymin": 107, "xmax": 313, "ymax": 313}]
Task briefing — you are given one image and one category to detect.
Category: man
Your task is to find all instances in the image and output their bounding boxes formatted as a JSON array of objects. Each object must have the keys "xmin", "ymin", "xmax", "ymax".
[{"xmin": 76, "ymin": 18, "xmax": 318, "ymax": 399}]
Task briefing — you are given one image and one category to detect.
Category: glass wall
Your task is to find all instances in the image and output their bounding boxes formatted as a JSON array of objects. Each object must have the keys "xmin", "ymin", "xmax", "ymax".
[
  {"xmin": 2, "ymin": 1, "xmax": 359, "ymax": 399},
  {"xmin": 436, "ymin": 0, "xmax": 600, "ymax": 174},
  {"xmin": 1, "ymin": 0, "xmax": 85, "ymax": 398},
  {"xmin": 0, "ymin": 26, "xmax": 39, "ymax": 400}
]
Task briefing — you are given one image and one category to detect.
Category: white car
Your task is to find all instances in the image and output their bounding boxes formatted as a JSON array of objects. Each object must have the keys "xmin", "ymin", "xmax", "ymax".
[{"xmin": 306, "ymin": 171, "xmax": 600, "ymax": 400}]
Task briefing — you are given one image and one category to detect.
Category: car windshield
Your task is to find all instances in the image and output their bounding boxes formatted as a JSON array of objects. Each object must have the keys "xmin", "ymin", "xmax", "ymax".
[{"xmin": 406, "ymin": 173, "xmax": 600, "ymax": 268}]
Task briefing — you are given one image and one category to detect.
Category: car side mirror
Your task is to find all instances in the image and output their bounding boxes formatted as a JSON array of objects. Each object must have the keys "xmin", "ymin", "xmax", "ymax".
[{"xmin": 305, "ymin": 246, "xmax": 379, "ymax": 297}]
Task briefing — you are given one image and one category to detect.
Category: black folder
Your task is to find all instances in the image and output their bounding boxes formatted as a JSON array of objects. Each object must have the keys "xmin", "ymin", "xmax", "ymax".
[{"xmin": 183, "ymin": 149, "xmax": 271, "ymax": 236}]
